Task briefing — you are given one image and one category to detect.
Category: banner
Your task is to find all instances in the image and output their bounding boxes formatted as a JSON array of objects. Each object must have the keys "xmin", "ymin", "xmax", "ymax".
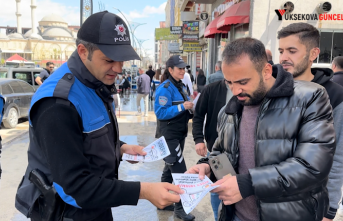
[
  {"xmin": 182, "ymin": 21, "xmax": 199, "ymax": 42},
  {"xmin": 168, "ymin": 43, "xmax": 180, "ymax": 52},
  {"xmin": 155, "ymin": 28, "xmax": 179, "ymax": 41},
  {"xmin": 170, "ymin": 26, "xmax": 183, "ymax": 35},
  {"xmin": 183, "ymin": 42, "xmax": 202, "ymax": 52}
]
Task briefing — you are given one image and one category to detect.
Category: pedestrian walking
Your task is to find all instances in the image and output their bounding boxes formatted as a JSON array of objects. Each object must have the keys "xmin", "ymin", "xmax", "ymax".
[
  {"xmin": 136, "ymin": 71, "xmax": 150, "ymax": 117},
  {"xmin": 35, "ymin": 62, "xmax": 54, "ymax": 85},
  {"xmin": 15, "ymin": 11, "xmax": 182, "ymax": 221},
  {"xmin": 192, "ymin": 77, "xmax": 233, "ymax": 220},
  {"xmin": 332, "ymin": 56, "xmax": 343, "ymax": 86},
  {"xmin": 278, "ymin": 22, "xmax": 343, "ymax": 221},
  {"xmin": 187, "ymin": 37, "xmax": 335, "ymax": 221},
  {"xmin": 119, "ymin": 75, "xmax": 130, "ymax": 97},
  {"xmin": 154, "ymin": 55, "xmax": 195, "ymax": 221},
  {"xmin": 207, "ymin": 61, "xmax": 224, "ymax": 85},
  {"xmin": 181, "ymin": 69, "xmax": 194, "ymax": 98},
  {"xmin": 195, "ymin": 68, "xmax": 206, "ymax": 93}
]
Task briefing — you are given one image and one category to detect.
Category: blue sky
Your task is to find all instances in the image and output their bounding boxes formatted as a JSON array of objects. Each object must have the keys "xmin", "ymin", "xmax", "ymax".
[{"xmin": 0, "ymin": 0, "xmax": 167, "ymax": 59}]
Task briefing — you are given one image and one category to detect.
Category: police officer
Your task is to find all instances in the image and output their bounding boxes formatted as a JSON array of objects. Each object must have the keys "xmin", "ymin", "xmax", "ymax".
[
  {"xmin": 154, "ymin": 55, "xmax": 195, "ymax": 221},
  {"xmin": 15, "ymin": 11, "xmax": 182, "ymax": 221}
]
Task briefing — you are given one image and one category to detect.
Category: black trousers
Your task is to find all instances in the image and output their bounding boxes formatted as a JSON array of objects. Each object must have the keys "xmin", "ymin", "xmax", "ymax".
[
  {"xmin": 161, "ymin": 138, "xmax": 187, "ymax": 184},
  {"xmin": 30, "ymin": 204, "xmax": 113, "ymax": 221}
]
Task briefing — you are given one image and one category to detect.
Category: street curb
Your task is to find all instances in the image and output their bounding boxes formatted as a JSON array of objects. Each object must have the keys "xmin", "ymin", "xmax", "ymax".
[{"xmin": 2, "ymin": 130, "xmax": 29, "ymax": 147}]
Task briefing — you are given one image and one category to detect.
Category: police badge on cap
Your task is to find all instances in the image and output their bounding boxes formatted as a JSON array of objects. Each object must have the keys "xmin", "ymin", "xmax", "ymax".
[{"xmin": 77, "ymin": 11, "xmax": 140, "ymax": 61}]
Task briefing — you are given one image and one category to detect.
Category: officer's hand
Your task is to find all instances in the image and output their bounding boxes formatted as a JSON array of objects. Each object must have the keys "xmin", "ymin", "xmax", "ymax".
[
  {"xmin": 140, "ymin": 182, "xmax": 183, "ymax": 209},
  {"xmin": 185, "ymin": 163, "xmax": 211, "ymax": 180},
  {"xmin": 121, "ymin": 144, "xmax": 146, "ymax": 164},
  {"xmin": 183, "ymin": 101, "xmax": 194, "ymax": 110},
  {"xmin": 195, "ymin": 143, "xmax": 207, "ymax": 157}
]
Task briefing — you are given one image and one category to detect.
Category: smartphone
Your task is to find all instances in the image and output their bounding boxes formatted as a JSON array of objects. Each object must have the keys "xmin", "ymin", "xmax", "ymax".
[{"xmin": 209, "ymin": 153, "xmax": 236, "ymax": 180}]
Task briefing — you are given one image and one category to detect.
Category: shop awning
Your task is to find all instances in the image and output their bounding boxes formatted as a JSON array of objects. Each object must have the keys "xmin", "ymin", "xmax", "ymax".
[
  {"xmin": 217, "ymin": 0, "xmax": 250, "ymax": 31},
  {"xmin": 204, "ymin": 16, "xmax": 229, "ymax": 38},
  {"xmin": 6, "ymin": 54, "xmax": 27, "ymax": 62}
]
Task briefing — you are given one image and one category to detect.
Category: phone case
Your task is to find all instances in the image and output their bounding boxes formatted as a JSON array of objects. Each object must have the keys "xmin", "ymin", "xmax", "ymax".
[{"xmin": 209, "ymin": 153, "xmax": 236, "ymax": 180}]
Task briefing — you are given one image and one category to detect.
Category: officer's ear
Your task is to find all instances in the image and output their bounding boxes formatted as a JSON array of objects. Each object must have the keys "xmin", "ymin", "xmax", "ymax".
[
  {"xmin": 77, "ymin": 44, "xmax": 89, "ymax": 62},
  {"xmin": 168, "ymin": 67, "xmax": 174, "ymax": 74}
]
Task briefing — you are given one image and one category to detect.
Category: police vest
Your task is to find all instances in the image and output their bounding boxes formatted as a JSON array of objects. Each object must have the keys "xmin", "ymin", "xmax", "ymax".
[
  {"xmin": 154, "ymin": 79, "xmax": 192, "ymax": 140},
  {"xmin": 15, "ymin": 63, "xmax": 120, "ymax": 220}
]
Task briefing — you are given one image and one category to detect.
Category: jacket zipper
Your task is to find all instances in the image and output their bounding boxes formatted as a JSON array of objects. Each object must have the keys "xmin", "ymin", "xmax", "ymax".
[
  {"xmin": 233, "ymin": 113, "xmax": 240, "ymax": 167},
  {"xmin": 311, "ymin": 193, "xmax": 318, "ymax": 220},
  {"xmin": 254, "ymin": 98, "xmax": 268, "ymax": 220}
]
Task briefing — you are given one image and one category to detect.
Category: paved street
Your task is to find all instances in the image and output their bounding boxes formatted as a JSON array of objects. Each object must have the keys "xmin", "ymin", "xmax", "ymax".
[
  {"xmin": 1, "ymin": 92, "xmax": 343, "ymax": 221},
  {"xmin": 0, "ymin": 93, "xmax": 214, "ymax": 221}
]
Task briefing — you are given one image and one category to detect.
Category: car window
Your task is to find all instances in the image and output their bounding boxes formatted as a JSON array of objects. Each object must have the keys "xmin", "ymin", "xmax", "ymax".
[
  {"xmin": 1, "ymin": 84, "xmax": 13, "ymax": 95},
  {"xmin": 9, "ymin": 81, "xmax": 24, "ymax": 93},
  {"xmin": 34, "ymin": 72, "xmax": 41, "ymax": 86},
  {"xmin": 18, "ymin": 81, "xmax": 34, "ymax": 93},
  {"xmin": 0, "ymin": 71, "xmax": 7, "ymax": 78},
  {"xmin": 13, "ymin": 71, "xmax": 33, "ymax": 85}
]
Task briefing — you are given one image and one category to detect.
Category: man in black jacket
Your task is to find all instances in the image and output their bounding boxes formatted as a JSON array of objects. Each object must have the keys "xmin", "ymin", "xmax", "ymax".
[
  {"xmin": 278, "ymin": 23, "xmax": 343, "ymax": 221},
  {"xmin": 192, "ymin": 79, "xmax": 232, "ymax": 220},
  {"xmin": 187, "ymin": 37, "xmax": 335, "ymax": 221},
  {"xmin": 332, "ymin": 56, "xmax": 343, "ymax": 86}
]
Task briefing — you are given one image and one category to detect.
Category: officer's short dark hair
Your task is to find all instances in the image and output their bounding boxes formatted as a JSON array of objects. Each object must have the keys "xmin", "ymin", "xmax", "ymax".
[
  {"xmin": 333, "ymin": 56, "xmax": 343, "ymax": 70},
  {"xmin": 277, "ymin": 23, "xmax": 320, "ymax": 52},
  {"xmin": 46, "ymin": 62, "xmax": 54, "ymax": 67},
  {"xmin": 222, "ymin": 37, "xmax": 267, "ymax": 73},
  {"xmin": 76, "ymin": 38, "xmax": 99, "ymax": 61}
]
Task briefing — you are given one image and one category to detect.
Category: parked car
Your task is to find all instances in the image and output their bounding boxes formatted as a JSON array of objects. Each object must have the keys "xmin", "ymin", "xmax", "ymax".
[
  {"xmin": 0, "ymin": 79, "xmax": 35, "ymax": 129},
  {"xmin": 0, "ymin": 66, "xmax": 43, "ymax": 90}
]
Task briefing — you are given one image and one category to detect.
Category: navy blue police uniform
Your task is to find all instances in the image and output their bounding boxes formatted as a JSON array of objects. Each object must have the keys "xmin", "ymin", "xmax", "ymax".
[
  {"xmin": 155, "ymin": 76, "xmax": 192, "ymax": 183},
  {"xmin": 15, "ymin": 11, "xmax": 142, "ymax": 221}
]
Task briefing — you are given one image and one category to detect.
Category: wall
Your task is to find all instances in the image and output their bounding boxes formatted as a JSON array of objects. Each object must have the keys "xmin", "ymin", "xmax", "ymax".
[{"xmin": 250, "ymin": 0, "xmax": 343, "ymax": 64}]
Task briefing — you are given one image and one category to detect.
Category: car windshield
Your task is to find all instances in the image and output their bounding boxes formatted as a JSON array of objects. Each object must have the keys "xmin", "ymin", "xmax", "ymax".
[{"xmin": 0, "ymin": 71, "xmax": 7, "ymax": 78}]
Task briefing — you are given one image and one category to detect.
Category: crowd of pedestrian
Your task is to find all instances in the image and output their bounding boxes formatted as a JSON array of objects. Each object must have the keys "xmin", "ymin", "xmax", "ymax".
[{"xmin": 11, "ymin": 10, "xmax": 343, "ymax": 221}]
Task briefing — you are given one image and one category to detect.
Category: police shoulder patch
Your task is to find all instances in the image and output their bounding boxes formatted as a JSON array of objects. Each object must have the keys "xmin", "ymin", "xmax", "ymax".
[{"xmin": 159, "ymin": 96, "xmax": 168, "ymax": 106}]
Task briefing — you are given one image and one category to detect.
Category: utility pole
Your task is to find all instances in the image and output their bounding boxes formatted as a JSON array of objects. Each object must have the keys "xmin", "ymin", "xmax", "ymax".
[{"xmin": 80, "ymin": 0, "xmax": 93, "ymax": 26}]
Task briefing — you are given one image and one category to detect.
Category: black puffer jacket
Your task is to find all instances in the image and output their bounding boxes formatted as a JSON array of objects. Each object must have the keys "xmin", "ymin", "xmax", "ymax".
[{"xmin": 210, "ymin": 65, "xmax": 335, "ymax": 221}]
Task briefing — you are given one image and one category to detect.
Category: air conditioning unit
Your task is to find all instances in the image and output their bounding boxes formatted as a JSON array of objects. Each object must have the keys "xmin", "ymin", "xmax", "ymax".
[{"xmin": 317, "ymin": 2, "xmax": 332, "ymax": 14}]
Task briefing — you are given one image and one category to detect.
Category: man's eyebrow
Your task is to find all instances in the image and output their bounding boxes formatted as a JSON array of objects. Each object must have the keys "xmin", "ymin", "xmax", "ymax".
[
  {"xmin": 278, "ymin": 47, "xmax": 298, "ymax": 51},
  {"xmin": 232, "ymin": 78, "xmax": 250, "ymax": 83}
]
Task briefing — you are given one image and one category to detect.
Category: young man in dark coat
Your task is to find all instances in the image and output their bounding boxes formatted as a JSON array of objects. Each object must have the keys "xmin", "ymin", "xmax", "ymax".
[
  {"xmin": 187, "ymin": 37, "xmax": 335, "ymax": 221},
  {"xmin": 278, "ymin": 23, "xmax": 343, "ymax": 221}
]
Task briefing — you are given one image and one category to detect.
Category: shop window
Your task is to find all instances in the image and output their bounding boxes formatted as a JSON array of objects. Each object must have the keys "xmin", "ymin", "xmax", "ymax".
[
  {"xmin": 316, "ymin": 31, "xmax": 343, "ymax": 64},
  {"xmin": 233, "ymin": 23, "xmax": 249, "ymax": 40}
]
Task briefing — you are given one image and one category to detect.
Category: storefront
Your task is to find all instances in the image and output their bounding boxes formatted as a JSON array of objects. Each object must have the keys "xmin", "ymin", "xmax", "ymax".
[{"xmin": 204, "ymin": 0, "xmax": 250, "ymax": 76}]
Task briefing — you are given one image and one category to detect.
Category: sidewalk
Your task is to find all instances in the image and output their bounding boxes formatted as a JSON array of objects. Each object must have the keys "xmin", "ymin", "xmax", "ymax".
[
  {"xmin": 0, "ymin": 93, "xmax": 215, "ymax": 221},
  {"xmin": 0, "ymin": 121, "xmax": 29, "ymax": 146}
]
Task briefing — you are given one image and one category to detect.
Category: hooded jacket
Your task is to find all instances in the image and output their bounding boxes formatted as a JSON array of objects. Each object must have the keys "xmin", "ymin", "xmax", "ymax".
[
  {"xmin": 201, "ymin": 65, "xmax": 335, "ymax": 221},
  {"xmin": 311, "ymin": 68, "xmax": 343, "ymax": 219},
  {"xmin": 332, "ymin": 71, "xmax": 343, "ymax": 87}
]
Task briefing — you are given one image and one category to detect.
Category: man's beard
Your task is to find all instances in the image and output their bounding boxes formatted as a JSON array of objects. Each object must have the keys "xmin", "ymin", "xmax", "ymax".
[
  {"xmin": 284, "ymin": 53, "xmax": 310, "ymax": 78},
  {"xmin": 237, "ymin": 77, "xmax": 267, "ymax": 106}
]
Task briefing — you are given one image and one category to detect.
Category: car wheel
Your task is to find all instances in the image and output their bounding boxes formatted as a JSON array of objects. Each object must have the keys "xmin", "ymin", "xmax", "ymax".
[{"xmin": 3, "ymin": 108, "xmax": 19, "ymax": 129}]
